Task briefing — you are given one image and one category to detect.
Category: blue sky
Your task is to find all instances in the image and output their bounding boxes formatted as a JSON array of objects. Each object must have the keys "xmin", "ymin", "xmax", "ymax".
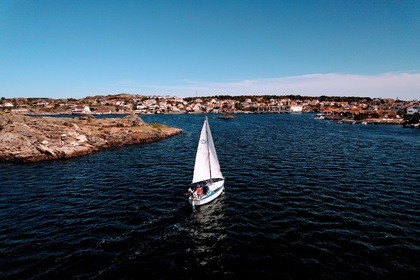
[{"xmin": 1, "ymin": 0, "xmax": 419, "ymax": 100}]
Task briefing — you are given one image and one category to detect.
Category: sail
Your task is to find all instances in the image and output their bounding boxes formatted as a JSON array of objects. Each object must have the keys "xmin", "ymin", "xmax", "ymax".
[{"xmin": 192, "ymin": 117, "xmax": 223, "ymax": 184}]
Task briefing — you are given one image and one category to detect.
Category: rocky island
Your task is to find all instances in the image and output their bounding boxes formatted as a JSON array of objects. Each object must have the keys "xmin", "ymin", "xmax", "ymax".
[{"xmin": 0, "ymin": 113, "xmax": 182, "ymax": 163}]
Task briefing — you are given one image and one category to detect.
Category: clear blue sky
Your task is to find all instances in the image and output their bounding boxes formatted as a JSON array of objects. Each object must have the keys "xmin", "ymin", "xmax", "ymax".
[{"xmin": 1, "ymin": 0, "xmax": 419, "ymax": 100}]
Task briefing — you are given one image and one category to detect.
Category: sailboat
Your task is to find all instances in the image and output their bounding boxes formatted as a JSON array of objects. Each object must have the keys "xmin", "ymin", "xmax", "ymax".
[{"xmin": 188, "ymin": 116, "xmax": 225, "ymax": 207}]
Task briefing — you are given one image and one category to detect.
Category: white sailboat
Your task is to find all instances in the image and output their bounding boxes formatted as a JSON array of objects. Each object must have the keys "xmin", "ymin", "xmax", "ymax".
[{"xmin": 188, "ymin": 116, "xmax": 225, "ymax": 207}]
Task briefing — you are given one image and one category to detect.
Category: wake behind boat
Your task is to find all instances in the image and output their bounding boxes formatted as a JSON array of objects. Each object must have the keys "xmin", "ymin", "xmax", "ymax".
[{"xmin": 188, "ymin": 116, "xmax": 225, "ymax": 208}]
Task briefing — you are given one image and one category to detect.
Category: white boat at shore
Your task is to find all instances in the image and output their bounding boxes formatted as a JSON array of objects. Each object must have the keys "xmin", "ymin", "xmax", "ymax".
[{"xmin": 314, "ymin": 113, "xmax": 325, "ymax": 119}]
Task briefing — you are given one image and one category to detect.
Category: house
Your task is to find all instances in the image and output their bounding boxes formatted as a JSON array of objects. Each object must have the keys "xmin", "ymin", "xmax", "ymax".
[
  {"xmin": 36, "ymin": 101, "xmax": 49, "ymax": 106},
  {"xmin": 406, "ymin": 106, "xmax": 419, "ymax": 115},
  {"xmin": 290, "ymin": 106, "xmax": 303, "ymax": 113},
  {"xmin": 93, "ymin": 106, "xmax": 114, "ymax": 115},
  {"xmin": 72, "ymin": 105, "xmax": 92, "ymax": 115}
]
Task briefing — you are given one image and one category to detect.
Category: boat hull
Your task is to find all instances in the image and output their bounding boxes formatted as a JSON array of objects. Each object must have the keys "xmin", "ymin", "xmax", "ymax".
[{"xmin": 188, "ymin": 180, "xmax": 224, "ymax": 206}]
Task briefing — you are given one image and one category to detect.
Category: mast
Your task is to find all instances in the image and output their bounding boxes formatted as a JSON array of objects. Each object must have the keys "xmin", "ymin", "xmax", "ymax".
[
  {"xmin": 192, "ymin": 116, "xmax": 223, "ymax": 184},
  {"xmin": 206, "ymin": 116, "xmax": 212, "ymax": 180}
]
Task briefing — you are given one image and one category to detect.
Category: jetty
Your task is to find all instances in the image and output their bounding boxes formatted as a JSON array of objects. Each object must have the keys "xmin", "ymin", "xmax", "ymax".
[{"xmin": 0, "ymin": 113, "xmax": 182, "ymax": 163}]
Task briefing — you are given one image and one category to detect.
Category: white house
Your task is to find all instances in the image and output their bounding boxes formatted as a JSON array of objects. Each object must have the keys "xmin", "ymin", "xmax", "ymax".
[
  {"xmin": 406, "ymin": 106, "xmax": 419, "ymax": 115},
  {"xmin": 290, "ymin": 106, "xmax": 303, "ymax": 113},
  {"xmin": 72, "ymin": 105, "xmax": 92, "ymax": 115}
]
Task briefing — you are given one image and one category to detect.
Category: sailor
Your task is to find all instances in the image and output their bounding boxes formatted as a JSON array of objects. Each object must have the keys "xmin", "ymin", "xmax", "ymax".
[{"xmin": 195, "ymin": 186, "xmax": 203, "ymax": 198}]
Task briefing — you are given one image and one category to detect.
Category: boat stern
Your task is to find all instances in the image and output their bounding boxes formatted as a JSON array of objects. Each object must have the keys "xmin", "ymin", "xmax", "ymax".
[{"xmin": 188, "ymin": 180, "xmax": 225, "ymax": 206}]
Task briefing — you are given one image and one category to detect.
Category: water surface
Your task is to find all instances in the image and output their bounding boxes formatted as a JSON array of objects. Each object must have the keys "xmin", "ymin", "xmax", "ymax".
[{"xmin": 1, "ymin": 114, "xmax": 419, "ymax": 279}]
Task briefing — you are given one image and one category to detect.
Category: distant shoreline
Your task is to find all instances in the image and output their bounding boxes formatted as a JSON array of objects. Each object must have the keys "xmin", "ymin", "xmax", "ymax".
[
  {"xmin": 2, "ymin": 94, "xmax": 418, "ymax": 127},
  {"xmin": 22, "ymin": 111, "xmax": 409, "ymax": 126}
]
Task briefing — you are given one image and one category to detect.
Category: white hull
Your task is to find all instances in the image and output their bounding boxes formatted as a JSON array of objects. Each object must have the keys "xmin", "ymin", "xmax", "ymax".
[{"xmin": 188, "ymin": 180, "xmax": 224, "ymax": 206}]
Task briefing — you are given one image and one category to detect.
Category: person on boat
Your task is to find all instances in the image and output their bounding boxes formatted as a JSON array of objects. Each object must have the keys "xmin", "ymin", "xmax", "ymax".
[
  {"xmin": 195, "ymin": 186, "xmax": 203, "ymax": 198},
  {"xmin": 202, "ymin": 185, "xmax": 208, "ymax": 195},
  {"xmin": 187, "ymin": 187, "xmax": 194, "ymax": 196}
]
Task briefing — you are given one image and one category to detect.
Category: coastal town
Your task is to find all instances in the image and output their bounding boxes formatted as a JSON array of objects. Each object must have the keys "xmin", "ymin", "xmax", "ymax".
[
  {"xmin": 2, "ymin": 93, "xmax": 417, "ymax": 163},
  {"xmin": 1, "ymin": 94, "xmax": 419, "ymax": 126}
]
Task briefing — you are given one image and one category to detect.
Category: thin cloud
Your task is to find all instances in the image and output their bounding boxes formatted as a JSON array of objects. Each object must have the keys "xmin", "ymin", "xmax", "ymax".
[
  {"xmin": 192, "ymin": 73, "xmax": 420, "ymax": 100},
  {"xmin": 111, "ymin": 72, "xmax": 419, "ymax": 100},
  {"xmin": 118, "ymin": 80, "xmax": 136, "ymax": 86}
]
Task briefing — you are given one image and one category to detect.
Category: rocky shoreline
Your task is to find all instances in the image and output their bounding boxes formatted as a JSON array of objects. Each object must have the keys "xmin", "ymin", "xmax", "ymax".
[{"xmin": 0, "ymin": 113, "xmax": 182, "ymax": 163}]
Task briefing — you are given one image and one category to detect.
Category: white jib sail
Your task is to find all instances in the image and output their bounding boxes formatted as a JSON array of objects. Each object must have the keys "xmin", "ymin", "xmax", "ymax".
[{"xmin": 192, "ymin": 117, "xmax": 223, "ymax": 184}]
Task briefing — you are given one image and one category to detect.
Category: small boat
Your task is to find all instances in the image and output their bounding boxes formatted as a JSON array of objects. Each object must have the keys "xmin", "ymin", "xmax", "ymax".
[
  {"xmin": 188, "ymin": 116, "xmax": 225, "ymax": 208},
  {"xmin": 218, "ymin": 112, "xmax": 234, "ymax": 119},
  {"xmin": 314, "ymin": 113, "xmax": 325, "ymax": 119}
]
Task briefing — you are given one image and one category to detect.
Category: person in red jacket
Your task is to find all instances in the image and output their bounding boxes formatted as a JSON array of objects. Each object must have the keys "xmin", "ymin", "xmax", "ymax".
[{"xmin": 195, "ymin": 186, "xmax": 203, "ymax": 198}]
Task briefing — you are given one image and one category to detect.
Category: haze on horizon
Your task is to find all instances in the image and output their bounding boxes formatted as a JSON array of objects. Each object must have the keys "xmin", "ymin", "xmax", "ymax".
[{"xmin": 0, "ymin": 1, "xmax": 419, "ymax": 101}]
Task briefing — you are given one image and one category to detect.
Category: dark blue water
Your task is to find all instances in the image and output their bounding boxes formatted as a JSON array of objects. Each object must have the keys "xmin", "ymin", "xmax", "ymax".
[{"xmin": 1, "ymin": 114, "xmax": 419, "ymax": 279}]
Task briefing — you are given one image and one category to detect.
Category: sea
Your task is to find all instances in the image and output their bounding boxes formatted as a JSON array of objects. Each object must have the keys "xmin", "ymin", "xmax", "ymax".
[{"xmin": 0, "ymin": 113, "xmax": 419, "ymax": 279}]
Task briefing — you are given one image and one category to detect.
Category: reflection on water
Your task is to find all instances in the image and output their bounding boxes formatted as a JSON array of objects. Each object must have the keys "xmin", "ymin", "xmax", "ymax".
[{"xmin": 187, "ymin": 193, "xmax": 228, "ymax": 268}]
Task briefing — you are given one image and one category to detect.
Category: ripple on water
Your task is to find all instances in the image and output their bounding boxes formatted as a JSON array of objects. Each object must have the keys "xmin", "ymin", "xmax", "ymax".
[{"xmin": 0, "ymin": 114, "xmax": 419, "ymax": 279}]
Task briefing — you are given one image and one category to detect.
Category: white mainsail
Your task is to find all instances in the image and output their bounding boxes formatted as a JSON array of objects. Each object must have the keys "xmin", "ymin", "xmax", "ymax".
[{"xmin": 192, "ymin": 116, "xmax": 223, "ymax": 184}]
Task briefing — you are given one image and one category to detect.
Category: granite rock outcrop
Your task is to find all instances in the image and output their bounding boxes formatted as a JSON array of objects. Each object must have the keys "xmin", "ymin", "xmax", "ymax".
[{"xmin": 0, "ymin": 113, "xmax": 182, "ymax": 163}]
